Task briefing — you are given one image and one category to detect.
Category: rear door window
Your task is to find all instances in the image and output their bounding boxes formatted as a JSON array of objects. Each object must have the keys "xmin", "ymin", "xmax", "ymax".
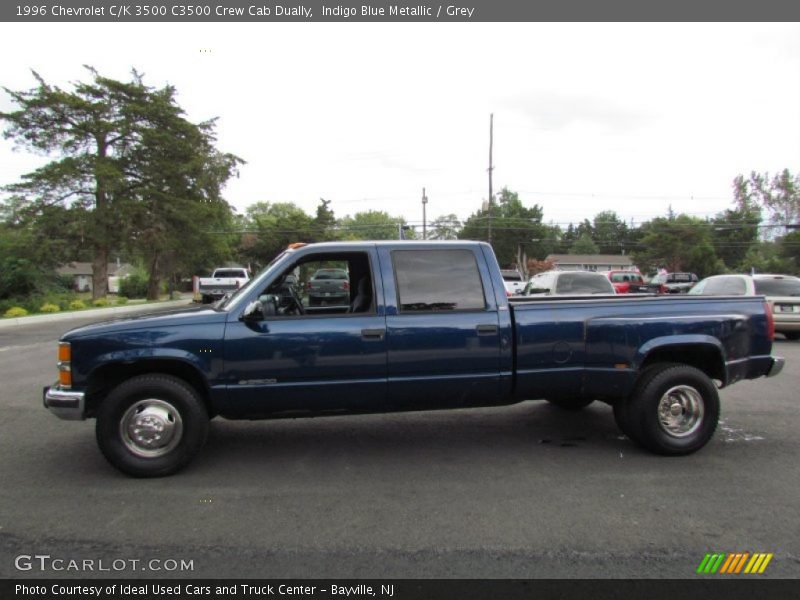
[{"xmin": 393, "ymin": 249, "xmax": 486, "ymax": 312}]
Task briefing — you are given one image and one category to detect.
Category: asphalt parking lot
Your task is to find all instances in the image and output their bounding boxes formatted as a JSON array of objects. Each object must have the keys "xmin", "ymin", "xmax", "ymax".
[{"xmin": 0, "ymin": 308, "xmax": 798, "ymax": 579}]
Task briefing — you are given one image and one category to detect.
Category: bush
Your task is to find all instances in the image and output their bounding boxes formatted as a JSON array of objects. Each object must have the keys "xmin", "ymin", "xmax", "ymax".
[
  {"xmin": 119, "ymin": 273, "xmax": 149, "ymax": 299},
  {"xmin": 4, "ymin": 306, "xmax": 28, "ymax": 318},
  {"xmin": 68, "ymin": 300, "xmax": 86, "ymax": 310},
  {"xmin": 116, "ymin": 296, "xmax": 128, "ymax": 305},
  {"xmin": 40, "ymin": 303, "xmax": 61, "ymax": 313},
  {"xmin": 92, "ymin": 297, "xmax": 109, "ymax": 307}
]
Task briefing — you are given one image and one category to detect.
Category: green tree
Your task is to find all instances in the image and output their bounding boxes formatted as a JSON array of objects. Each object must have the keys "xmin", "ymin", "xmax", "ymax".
[
  {"xmin": 429, "ymin": 214, "xmax": 462, "ymax": 240},
  {"xmin": 569, "ymin": 233, "xmax": 599, "ymax": 255},
  {"xmin": 778, "ymin": 231, "xmax": 800, "ymax": 274},
  {"xmin": 739, "ymin": 241, "xmax": 795, "ymax": 275},
  {"xmin": 339, "ymin": 210, "xmax": 411, "ymax": 240},
  {"xmin": 750, "ymin": 169, "xmax": 800, "ymax": 236},
  {"xmin": 313, "ymin": 198, "xmax": 338, "ymax": 241},
  {"xmin": 123, "ymin": 91, "xmax": 242, "ymax": 298},
  {"xmin": 1, "ymin": 67, "xmax": 241, "ymax": 299},
  {"xmin": 711, "ymin": 207, "xmax": 761, "ymax": 271},
  {"xmin": 239, "ymin": 202, "xmax": 315, "ymax": 267},
  {"xmin": 459, "ymin": 188, "xmax": 547, "ymax": 266},
  {"xmin": 592, "ymin": 211, "xmax": 629, "ymax": 255},
  {"xmin": 633, "ymin": 214, "xmax": 722, "ymax": 277}
]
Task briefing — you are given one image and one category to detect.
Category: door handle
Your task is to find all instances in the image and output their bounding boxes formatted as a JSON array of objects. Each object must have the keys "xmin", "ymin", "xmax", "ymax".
[
  {"xmin": 361, "ymin": 328, "xmax": 385, "ymax": 341},
  {"xmin": 476, "ymin": 324, "xmax": 498, "ymax": 336}
]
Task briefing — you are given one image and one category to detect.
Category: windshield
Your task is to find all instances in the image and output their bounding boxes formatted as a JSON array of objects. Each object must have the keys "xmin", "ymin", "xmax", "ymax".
[
  {"xmin": 611, "ymin": 272, "xmax": 642, "ymax": 283},
  {"xmin": 312, "ymin": 269, "xmax": 348, "ymax": 281},
  {"xmin": 501, "ymin": 272, "xmax": 522, "ymax": 282},
  {"xmin": 217, "ymin": 251, "xmax": 289, "ymax": 310},
  {"xmin": 213, "ymin": 269, "xmax": 246, "ymax": 278},
  {"xmin": 754, "ymin": 277, "xmax": 800, "ymax": 296}
]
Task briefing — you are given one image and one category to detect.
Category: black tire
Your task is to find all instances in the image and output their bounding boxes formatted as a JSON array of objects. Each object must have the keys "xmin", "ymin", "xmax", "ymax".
[
  {"xmin": 783, "ymin": 332, "xmax": 800, "ymax": 341},
  {"xmin": 613, "ymin": 363, "xmax": 667, "ymax": 443},
  {"xmin": 545, "ymin": 397, "xmax": 595, "ymax": 410},
  {"xmin": 96, "ymin": 374, "xmax": 209, "ymax": 477},
  {"xmin": 627, "ymin": 364, "xmax": 720, "ymax": 456}
]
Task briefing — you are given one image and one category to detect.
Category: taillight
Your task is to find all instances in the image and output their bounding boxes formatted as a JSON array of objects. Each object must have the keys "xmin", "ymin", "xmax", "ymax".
[
  {"xmin": 58, "ymin": 342, "xmax": 72, "ymax": 388},
  {"xmin": 236, "ymin": 280, "xmax": 241, "ymax": 289},
  {"xmin": 343, "ymin": 281, "xmax": 350, "ymax": 291},
  {"xmin": 764, "ymin": 301, "xmax": 775, "ymax": 341}
]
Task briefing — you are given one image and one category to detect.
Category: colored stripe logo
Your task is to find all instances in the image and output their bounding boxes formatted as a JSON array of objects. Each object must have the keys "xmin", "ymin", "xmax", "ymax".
[{"xmin": 697, "ymin": 552, "xmax": 773, "ymax": 574}]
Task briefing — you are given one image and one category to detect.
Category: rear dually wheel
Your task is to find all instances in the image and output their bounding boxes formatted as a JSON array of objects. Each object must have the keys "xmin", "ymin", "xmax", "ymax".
[{"xmin": 625, "ymin": 363, "xmax": 720, "ymax": 456}]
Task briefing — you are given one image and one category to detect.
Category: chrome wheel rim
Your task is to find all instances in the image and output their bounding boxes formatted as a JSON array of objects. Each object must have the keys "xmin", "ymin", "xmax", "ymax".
[
  {"xmin": 120, "ymin": 399, "xmax": 183, "ymax": 458},
  {"xmin": 657, "ymin": 385, "xmax": 704, "ymax": 438}
]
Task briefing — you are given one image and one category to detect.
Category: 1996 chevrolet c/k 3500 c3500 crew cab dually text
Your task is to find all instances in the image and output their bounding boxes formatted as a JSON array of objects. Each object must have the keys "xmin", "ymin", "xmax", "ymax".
[{"xmin": 43, "ymin": 241, "xmax": 785, "ymax": 477}]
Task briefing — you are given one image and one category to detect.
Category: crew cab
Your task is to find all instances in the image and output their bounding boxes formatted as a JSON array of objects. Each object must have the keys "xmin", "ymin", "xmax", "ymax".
[
  {"xmin": 43, "ymin": 241, "xmax": 784, "ymax": 477},
  {"xmin": 198, "ymin": 267, "xmax": 250, "ymax": 303}
]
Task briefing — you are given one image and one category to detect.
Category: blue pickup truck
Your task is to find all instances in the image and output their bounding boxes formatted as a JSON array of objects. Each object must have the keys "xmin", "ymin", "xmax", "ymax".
[{"xmin": 44, "ymin": 241, "xmax": 784, "ymax": 477}]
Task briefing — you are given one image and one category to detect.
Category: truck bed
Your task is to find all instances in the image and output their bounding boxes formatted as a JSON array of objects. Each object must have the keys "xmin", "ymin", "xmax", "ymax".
[{"xmin": 509, "ymin": 294, "xmax": 774, "ymax": 401}]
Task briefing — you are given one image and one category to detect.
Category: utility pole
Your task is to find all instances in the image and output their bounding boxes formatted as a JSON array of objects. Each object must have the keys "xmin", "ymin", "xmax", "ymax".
[
  {"xmin": 422, "ymin": 187, "xmax": 428, "ymax": 240},
  {"xmin": 488, "ymin": 113, "xmax": 494, "ymax": 244}
]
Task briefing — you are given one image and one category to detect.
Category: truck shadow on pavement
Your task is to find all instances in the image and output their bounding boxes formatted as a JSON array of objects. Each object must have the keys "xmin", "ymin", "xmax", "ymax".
[{"xmin": 195, "ymin": 401, "xmax": 642, "ymax": 475}]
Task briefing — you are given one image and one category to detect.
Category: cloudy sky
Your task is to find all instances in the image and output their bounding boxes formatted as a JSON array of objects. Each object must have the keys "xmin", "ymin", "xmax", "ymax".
[{"xmin": 1, "ymin": 22, "xmax": 799, "ymax": 232}]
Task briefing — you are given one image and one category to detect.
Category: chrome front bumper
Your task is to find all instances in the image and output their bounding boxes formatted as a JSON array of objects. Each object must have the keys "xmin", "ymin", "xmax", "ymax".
[
  {"xmin": 43, "ymin": 384, "xmax": 85, "ymax": 420},
  {"xmin": 767, "ymin": 356, "xmax": 785, "ymax": 378}
]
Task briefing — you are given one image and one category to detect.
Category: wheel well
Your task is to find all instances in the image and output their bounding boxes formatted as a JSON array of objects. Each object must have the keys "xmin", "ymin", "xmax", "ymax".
[
  {"xmin": 85, "ymin": 359, "xmax": 213, "ymax": 418},
  {"xmin": 640, "ymin": 345, "xmax": 725, "ymax": 385}
]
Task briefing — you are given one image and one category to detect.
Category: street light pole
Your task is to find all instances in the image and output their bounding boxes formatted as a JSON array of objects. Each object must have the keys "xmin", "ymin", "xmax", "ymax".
[{"xmin": 422, "ymin": 187, "xmax": 428, "ymax": 240}]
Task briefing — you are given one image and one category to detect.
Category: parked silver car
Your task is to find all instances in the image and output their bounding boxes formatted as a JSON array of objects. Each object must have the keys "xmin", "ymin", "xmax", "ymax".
[
  {"xmin": 522, "ymin": 270, "xmax": 616, "ymax": 296},
  {"xmin": 689, "ymin": 273, "xmax": 800, "ymax": 340}
]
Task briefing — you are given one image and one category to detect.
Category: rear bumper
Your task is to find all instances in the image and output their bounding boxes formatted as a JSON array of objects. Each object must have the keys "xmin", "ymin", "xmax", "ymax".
[
  {"xmin": 43, "ymin": 384, "xmax": 86, "ymax": 420},
  {"xmin": 767, "ymin": 356, "xmax": 785, "ymax": 378}
]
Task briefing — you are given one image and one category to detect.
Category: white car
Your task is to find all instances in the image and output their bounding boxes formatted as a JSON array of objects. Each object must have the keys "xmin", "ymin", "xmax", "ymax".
[
  {"xmin": 689, "ymin": 273, "xmax": 800, "ymax": 340},
  {"xmin": 521, "ymin": 270, "xmax": 616, "ymax": 296}
]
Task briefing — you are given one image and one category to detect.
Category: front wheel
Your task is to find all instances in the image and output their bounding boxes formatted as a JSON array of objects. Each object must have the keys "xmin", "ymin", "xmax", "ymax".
[
  {"xmin": 96, "ymin": 374, "xmax": 209, "ymax": 477},
  {"xmin": 627, "ymin": 364, "xmax": 719, "ymax": 455},
  {"xmin": 783, "ymin": 332, "xmax": 800, "ymax": 341}
]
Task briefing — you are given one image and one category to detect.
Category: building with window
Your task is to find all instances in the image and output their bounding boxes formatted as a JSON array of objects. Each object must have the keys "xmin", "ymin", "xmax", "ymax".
[
  {"xmin": 544, "ymin": 254, "xmax": 637, "ymax": 272},
  {"xmin": 56, "ymin": 262, "xmax": 135, "ymax": 292}
]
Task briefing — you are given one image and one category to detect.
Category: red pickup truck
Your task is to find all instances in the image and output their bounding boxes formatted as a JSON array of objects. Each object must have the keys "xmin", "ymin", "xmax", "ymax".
[{"xmin": 607, "ymin": 270, "xmax": 665, "ymax": 294}]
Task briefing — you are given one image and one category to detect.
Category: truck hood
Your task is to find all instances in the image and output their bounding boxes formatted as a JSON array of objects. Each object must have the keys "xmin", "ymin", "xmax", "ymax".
[{"xmin": 61, "ymin": 305, "xmax": 228, "ymax": 340}]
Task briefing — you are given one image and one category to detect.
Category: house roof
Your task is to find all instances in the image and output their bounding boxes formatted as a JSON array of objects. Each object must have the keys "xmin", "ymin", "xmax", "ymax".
[
  {"xmin": 57, "ymin": 262, "xmax": 134, "ymax": 276},
  {"xmin": 546, "ymin": 254, "xmax": 634, "ymax": 265}
]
